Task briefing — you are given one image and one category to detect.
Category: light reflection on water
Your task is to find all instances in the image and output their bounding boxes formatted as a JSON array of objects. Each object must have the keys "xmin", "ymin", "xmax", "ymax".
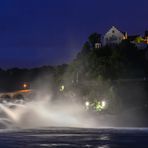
[
  {"xmin": 0, "ymin": 127, "xmax": 147, "ymax": 147},
  {"xmin": 98, "ymin": 145, "xmax": 109, "ymax": 148}
]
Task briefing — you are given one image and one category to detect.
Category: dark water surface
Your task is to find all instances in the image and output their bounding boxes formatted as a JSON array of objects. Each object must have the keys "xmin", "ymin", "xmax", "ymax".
[{"xmin": 0, "ymin": 127, "xmax": 148, "ymax": 148}]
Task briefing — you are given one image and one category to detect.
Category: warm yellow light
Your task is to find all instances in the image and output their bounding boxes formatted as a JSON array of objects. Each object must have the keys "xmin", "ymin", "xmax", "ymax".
[
  {"xmin": 23, "ymin": 84, "xmax": 27, "ymax": 88},
  {"xmin": 59, "ymin": 85, "xmax": 65, "ymax": 92}
]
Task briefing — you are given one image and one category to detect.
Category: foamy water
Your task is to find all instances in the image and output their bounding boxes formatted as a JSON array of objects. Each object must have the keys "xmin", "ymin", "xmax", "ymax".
[{"xmin": 0, "ymin": 96, "xmax": 96, "ymax": 129}]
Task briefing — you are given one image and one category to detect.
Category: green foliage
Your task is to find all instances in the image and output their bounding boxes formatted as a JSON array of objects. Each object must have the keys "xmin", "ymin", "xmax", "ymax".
[
  {"xmin": 88, "ymin": 33, "xmax": 101, "ymax": 48},
  {"xmin": 69, "ymin": 38, "xmax": 146, "ymax": 81},
  {"xmin": 63, "ymin": 34, "xmax": 147, "ymax": 112},
  {"xmin": 134, "ymin": 36, "xmax": 144, "ymax": 43}
]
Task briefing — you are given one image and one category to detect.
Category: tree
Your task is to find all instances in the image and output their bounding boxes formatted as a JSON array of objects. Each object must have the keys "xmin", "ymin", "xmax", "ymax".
[
  {"xmin": 88, "ymin": 33, "xmax": 101, "ymax": 48},
  {"xmin": 76, "ymin": 41, "xmax": 91, "ymax": 60}
]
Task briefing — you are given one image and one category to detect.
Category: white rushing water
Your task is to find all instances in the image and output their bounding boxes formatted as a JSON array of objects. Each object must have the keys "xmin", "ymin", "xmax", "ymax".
[{"xmin": 0, "ymin": 96, "xmax": 96, "ymax": 129}]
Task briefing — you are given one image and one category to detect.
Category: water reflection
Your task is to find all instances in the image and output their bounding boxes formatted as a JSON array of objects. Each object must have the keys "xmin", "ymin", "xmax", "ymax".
[
  {"xmin": 98, "ymin": 145, "xmax": 110, "ymax": 148},
  {"xmin": 99, "ymin": 134, "xmax": 110, "ymax": 140}
]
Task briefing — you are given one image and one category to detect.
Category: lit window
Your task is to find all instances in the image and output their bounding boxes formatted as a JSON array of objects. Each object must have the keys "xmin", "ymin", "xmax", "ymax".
[{"xmin": 112, "ymin": 30, "xmax": 115, "ymax": 33}]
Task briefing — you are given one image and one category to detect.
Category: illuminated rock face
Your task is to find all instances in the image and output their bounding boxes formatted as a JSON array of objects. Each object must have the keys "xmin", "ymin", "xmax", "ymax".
[{"xmin": 103, "ymin": 26, "xmax": 125, "ymax": 46}]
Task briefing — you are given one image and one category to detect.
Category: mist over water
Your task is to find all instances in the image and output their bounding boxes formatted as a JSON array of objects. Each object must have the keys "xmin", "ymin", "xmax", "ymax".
[
  {"xmin": 0, "ymin": 86, "xmax": 146, "ymax": 130},
  {"xmin": 1, "ymin": 92, "xmax": 148, "ymax": 148},
  {"xmin": 0, "ymin": 94, "xmax": 97, "ymax": 129}
]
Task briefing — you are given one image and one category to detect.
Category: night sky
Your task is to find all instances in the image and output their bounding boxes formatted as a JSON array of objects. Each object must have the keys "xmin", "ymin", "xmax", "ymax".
[{"xmin": 0, "ymin": 0, "xmax": 147, "ymax": 69}]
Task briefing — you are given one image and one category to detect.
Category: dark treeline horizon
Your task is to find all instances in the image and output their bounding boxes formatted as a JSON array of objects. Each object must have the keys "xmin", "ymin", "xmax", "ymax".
[{"xmin": 0, "ymin": 64, "xmax": 68, "ymax": 92}]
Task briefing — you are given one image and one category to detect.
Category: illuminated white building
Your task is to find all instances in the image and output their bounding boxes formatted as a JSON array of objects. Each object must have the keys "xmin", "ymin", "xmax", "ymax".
[{"xmin": 103, "ymin": 26, "xmax": 127, "ymax": 45}]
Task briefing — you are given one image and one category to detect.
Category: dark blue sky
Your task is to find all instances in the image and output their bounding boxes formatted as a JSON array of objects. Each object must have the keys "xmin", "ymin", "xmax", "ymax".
[{"xmin": 0, "ymin": 0, "xmax": 148, "ymax": 69}]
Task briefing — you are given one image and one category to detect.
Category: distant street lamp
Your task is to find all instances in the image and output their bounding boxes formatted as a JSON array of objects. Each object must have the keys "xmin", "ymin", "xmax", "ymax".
[
  {"xmin": 85, "ymin": 101, "xmax": 90, "ymax": 110},
  {"xmin": 59, "ymin": 85, "xmax": 65, "ymax": 92},
  {"xmin": 101, "ymin": 101, "xmax": 106, "ymax": 108},
  {"xmin": 23, "ymin": 83, "xmax": 28, "ymax": 89},
  {"xmin": 85, "ymin": 101, "xmax": 90, "ymax": 107}
]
